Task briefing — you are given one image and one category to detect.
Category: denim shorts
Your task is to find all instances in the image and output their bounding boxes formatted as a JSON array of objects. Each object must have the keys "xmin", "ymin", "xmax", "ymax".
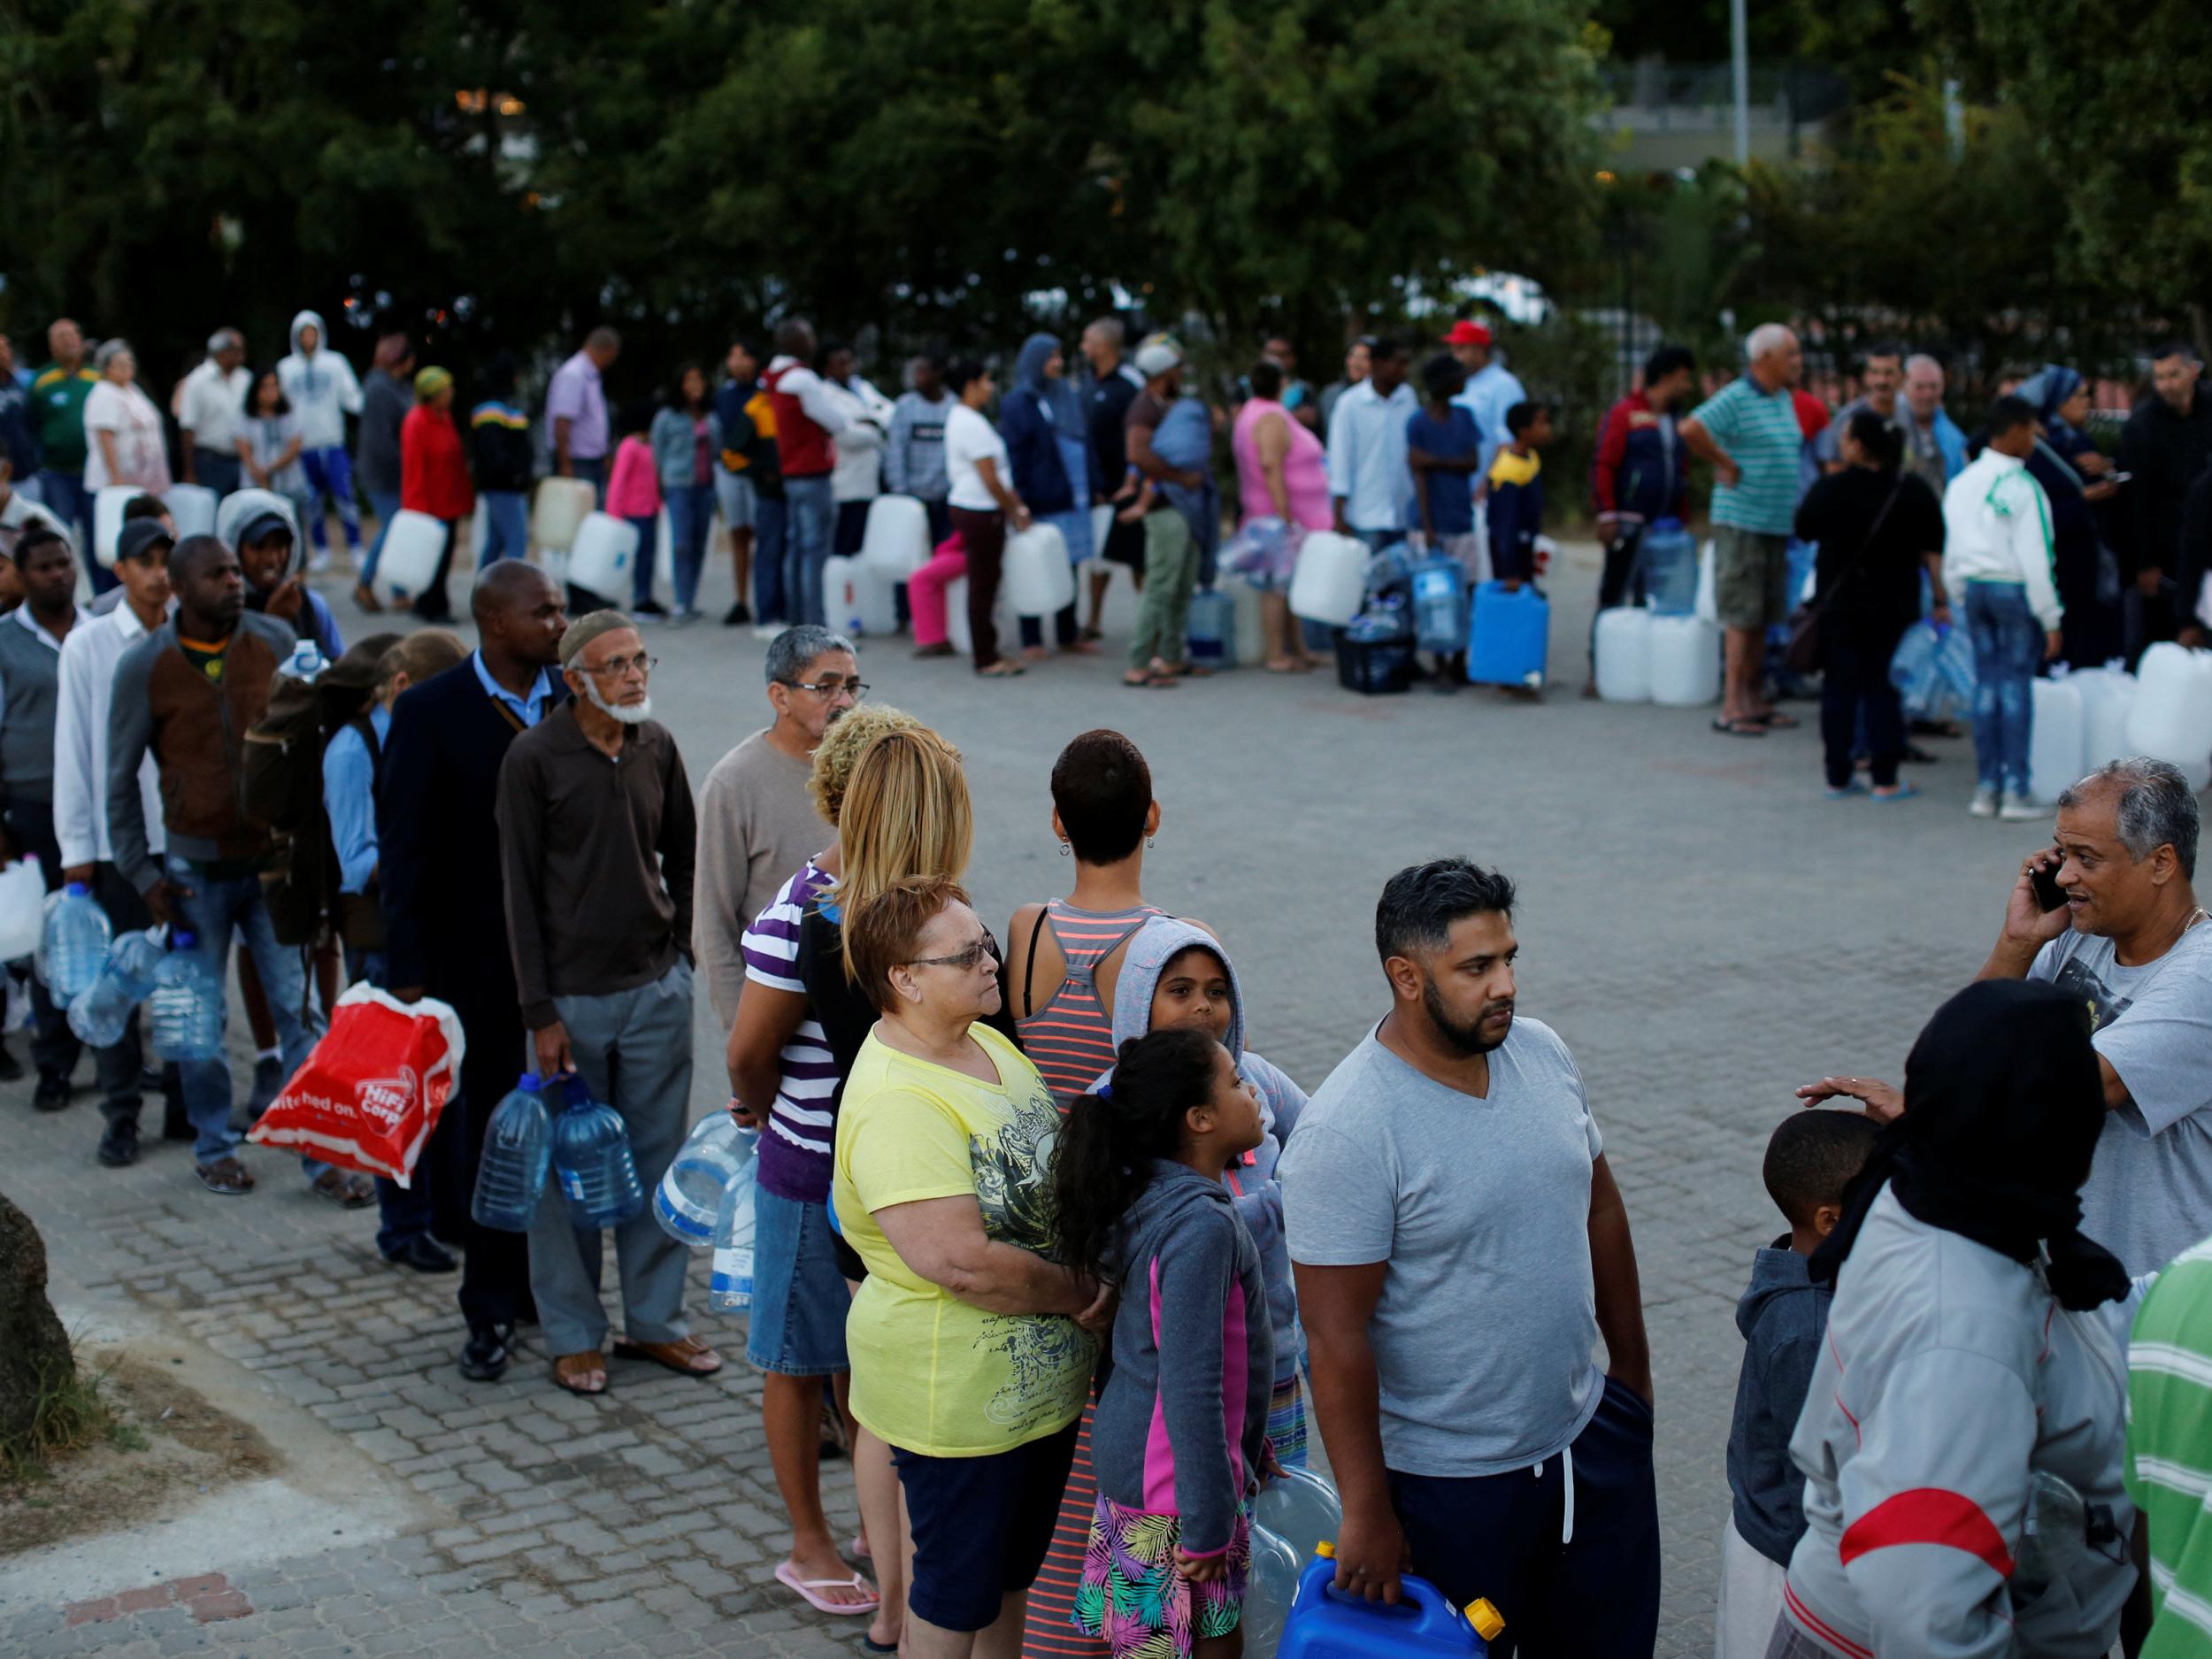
[
  {"xmin": 744, "ymin": 1185, "xmax": 851, "ymax": 1377},
  {"xmin": 894, "ymin": 1418, "xmax": 1080, "ymax": 1632},
  {"xmin": 713, "ymin": 470, "xmax": 757, "ymax": 530}
]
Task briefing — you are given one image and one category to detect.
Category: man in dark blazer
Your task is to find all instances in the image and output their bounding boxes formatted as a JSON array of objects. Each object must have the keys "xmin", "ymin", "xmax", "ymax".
[{"xmin": 380, "ymin": 560, "xmax": 568, "ymax": 1381}]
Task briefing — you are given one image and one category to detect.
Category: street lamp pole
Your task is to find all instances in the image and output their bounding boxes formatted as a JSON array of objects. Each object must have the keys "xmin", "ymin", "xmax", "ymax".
[{"xmin": 1731, "ymin": 0, "xmax": 1751, "ymax": 167}]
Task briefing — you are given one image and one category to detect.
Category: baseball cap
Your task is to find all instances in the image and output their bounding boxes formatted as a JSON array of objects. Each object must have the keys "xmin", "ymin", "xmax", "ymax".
[
  {"xmin": 116, "ymin": 519, "xmax": 175, "ymax": 565},
  {"xmin": 1133, "ymin": 334, "xmax": 1184, "ymax": 378},
  {"xmin": 1444, "ymin": 319, "xmax": 1494, "ymax": 348}
]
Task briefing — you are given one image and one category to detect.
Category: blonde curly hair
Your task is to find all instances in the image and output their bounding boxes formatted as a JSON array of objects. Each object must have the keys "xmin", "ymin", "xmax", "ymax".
[{"xmin": 808, "ymin": 703, "xmax": 925, "ymax": 827}]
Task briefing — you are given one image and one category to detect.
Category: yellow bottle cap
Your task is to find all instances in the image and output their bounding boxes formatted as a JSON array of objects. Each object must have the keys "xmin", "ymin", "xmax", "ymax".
[
  {"xmin": 1466, "ymin": 1599, "xmax": 1505, "ymax": 1640},
  {"xmin": 1314, "ymin": 1540, "xmax": 1336, "ymax": 1560}
]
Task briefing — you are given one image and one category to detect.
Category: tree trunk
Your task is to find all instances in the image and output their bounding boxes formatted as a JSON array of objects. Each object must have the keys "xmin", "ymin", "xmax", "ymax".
[{"xmin": 0, "ymin": 1192, "xmax": 72, "ymax": 1448}]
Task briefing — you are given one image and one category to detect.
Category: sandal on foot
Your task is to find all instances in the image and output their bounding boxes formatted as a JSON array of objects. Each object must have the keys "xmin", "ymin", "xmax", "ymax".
[
  {"xmin": 611, "ymin": 1334, "xmax": 723, "ymax": 1378},
  {"xmin": 553, "ymin": 1351, "xmax": 609, "ymax": 1395},
  {"xmin": 1710, "ymin": 717, "xmax": 1767, "ymax": 737},
  {"xmin": 196, "ymin": 1156, "xmax": 254, "ymax": 1195},
  {"xmin": 312, "ymin": 1169, "xmax": 376, "ymax": 1209},
  {"xmin": 773, "ymin": 1560, "xmax": 879, "ymax": 1617},
  {"xmin": 351, "ymin": 582, "xmax": 384, "ymax": 614}
]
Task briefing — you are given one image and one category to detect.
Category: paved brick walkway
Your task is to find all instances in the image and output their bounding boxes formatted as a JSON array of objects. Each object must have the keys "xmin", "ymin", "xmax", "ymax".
[{"xmin": 0, "ymin": 542, "xmax": 2054, "ymax": 1656}]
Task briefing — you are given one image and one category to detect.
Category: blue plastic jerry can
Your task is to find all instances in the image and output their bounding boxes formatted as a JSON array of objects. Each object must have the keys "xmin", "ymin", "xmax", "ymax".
[
  {"xmin": 1465, "ymin": 580, "xmax": 1549, "ymax": 688},
  {"xmin": 1277, "ymin": 1543, "xmax": 1505, "ymax": 1659}
]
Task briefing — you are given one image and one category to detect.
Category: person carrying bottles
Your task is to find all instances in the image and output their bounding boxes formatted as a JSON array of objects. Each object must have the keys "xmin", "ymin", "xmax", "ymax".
[
  {"xmin": 380, "ymin": 559, "xmax": 571, "ymax": 1384},
  {"xmin": 104, "ymin": 534, "xmax": 365, "ymax": 1203},
  {"xmin": 52, "ymin": 518, "xmax": 187, "ymax": 1167},
  {"xmin": 495, "ymin": 608, "xmax": 716, "ymax": 1396}
]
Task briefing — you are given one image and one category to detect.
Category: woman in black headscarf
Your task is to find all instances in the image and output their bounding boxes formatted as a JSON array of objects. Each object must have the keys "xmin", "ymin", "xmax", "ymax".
[
  {"xmin": 2020, "ymin": 365, "xmax": 2124, "ymax": 668},
  {"xmin": 1768, "ymin": 980, "xmax": 2135, "ymax": 1658}
]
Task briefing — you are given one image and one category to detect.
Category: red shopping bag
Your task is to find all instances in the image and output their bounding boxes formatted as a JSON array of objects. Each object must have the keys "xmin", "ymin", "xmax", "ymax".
[{"xmin": 246, "ymin": 986, "xmax": 466, "ymax": 1185}]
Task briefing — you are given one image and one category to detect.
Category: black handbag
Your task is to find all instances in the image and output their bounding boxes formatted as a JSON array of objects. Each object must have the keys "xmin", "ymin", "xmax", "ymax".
[{"xmin": 1783, "ymin": 478, "xmax": 1906, "ymax": 676}]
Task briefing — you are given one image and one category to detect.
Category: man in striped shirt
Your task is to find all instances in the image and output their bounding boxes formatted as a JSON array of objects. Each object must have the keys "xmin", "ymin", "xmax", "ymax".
[
  {"xmin": 1683, "ymin": 324, "xmax": 1808, "ymax": 733},
  {"xmin": 2130, "ymin": 1239, "xmax": 2212, "ymax": 1653}
]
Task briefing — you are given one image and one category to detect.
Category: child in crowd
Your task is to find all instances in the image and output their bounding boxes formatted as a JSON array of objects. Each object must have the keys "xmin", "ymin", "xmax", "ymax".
[
  {"xmin": 1717, "ymin": 1108, "xmax": 1881, "ymax": 1659},
  {"xmin": 1485, "ymin": 400, "xmax": 1553, "ymax": 593},
  {"xmin": 1407, "ymin": 352, "xmax": 1486, "ymax": 689},
  {"xmin": 603, "ymin": 403, "xmax": 662, "ymax": 614},
  {"xmin": 1055, "ymin": 1026, "xmax": 1274, "ymax": 1659},
  {"xmin": 1107, "ymin": 916, "xmax": 1310, "ymax": 1464},
  {"xmin": 223, "ymin": 489, "xmax": 344, "ymax": 660},
  {"xmin": 239, "ymin": 367, "xmax": 308, "ymax": 515}
]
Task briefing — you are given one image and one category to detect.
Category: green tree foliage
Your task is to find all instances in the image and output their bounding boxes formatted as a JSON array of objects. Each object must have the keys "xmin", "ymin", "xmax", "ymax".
[
  {"xmin": 0, "ymin": 0, "xmax": 1607, "ymax": 391},
  {"xmin": 1912, "ymin": 0, "xmax": 2212, "ymax": 343}
]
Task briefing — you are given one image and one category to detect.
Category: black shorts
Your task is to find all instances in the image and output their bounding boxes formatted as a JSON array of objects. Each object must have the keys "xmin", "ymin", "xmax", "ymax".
[{"xmin": 893, "ymin": 1418, "xmax": 1081, "ymax": 1632}]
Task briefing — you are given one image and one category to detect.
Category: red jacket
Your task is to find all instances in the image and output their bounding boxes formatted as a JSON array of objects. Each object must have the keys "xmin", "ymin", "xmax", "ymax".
[
  {"xmin": 1591, "ymin": 388, "xmax": 1689, "ymax": 524},
  {"xmin": 763, "ymin": 362, "xmax": 835, "ymax": 480},
  {"xmin": 401, "ymin": 404, "xmax": 474, "ymax": 520}
]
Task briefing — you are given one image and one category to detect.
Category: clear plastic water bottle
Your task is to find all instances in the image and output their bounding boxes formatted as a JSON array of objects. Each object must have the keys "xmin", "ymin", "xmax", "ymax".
[
  {"xmin": 472, "ymin": 1072, "xmax": 554, "ymax": 1233},
  {"xmin": 67, "ymin": 928, "xmax": 166, "ymax": 1049},
  {"xmin": 1639, "ymin": 517, "xmax": 1697, "ymax": 615},
  {"xmin": 37, "ymin": 882, "xmax": 113, "ymax": 1000},
  {"xmin": 550, "ymin": 1080, "xmax": 644, "ymax": 1229},
  {"xmin": 1255, "ymin": 1465, "xmax": 1344, "ymax": 1559},
  {"xmin": 654, "ymin": 1114, "xmax": 757, "ymax": 1246},
  {"xmin": 1241, "ymin": 1522, "xmax": 1304, "ymax": 1659},
  {"xmin": 147, "ymin": 932, "xmax": 224, "ymax": 1062},
  {"xmin": 285, "ymin": 639, "xmax": 326, "ymax": 681},
  {"xmin": 709, "ymin": 1158, "xmax": 761, "ymax": 1311},
  {"xmin": 1410, "ymin": 560, "xmax": 1468, "ymax": 654}
]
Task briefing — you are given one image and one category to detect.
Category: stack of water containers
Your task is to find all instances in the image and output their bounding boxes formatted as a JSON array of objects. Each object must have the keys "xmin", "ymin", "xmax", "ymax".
[
  {"xmin": 1592, "ymin": 518, "xmax": 1719, "ymax": 707},
  {"xmin": 470, "ymin": 1072, "xmax": 647, "ymax": 1232},
  {"xmin": 651, "ymin": 1114, "xmax": 762, "ymax": 1311},
  {"xmin": 28, "ymin": 881, "xmax": 227, "ymax": 1062}
]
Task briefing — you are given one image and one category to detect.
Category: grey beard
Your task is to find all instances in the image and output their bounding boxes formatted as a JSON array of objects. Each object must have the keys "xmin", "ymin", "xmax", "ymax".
[{"xmin": 583, "ymin": 676, "xmax": 653, "ymax": 725}]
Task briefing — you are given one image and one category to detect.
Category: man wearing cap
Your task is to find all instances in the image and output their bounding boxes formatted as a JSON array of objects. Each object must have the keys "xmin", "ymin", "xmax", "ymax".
[
  {"xmin": 1448, "ymin": 319, "xmax": 1528, "ymax": 484},
  {"xmin": 107, "ymin": 534, "xmax": 357, "ymax": 1202},
  {"xmin": 382, "ymin": 559, "xmax": 570, "ymax": 1382},
  {"xmin": 1124, "ymin": 334, "xmax": 1206, "ymax": 686},
  {"xmin": 0, "ymin": 526, "xmax": 88, "ymax": 1112},
  {"xmin": 178, "ymin": 329, "xmax": 250, "ymax": 496},
  {"xmin": 496, "ymin": 609, "xmax": 713, "ymax": 1395},
  {"xmin": 54, "ymin": 518, "xmax": 183, "ymax": 1166}
]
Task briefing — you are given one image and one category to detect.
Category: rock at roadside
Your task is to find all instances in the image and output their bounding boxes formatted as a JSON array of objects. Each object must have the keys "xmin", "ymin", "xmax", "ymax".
[{"xmin": 0, "ymin": 1192, "xmax": 72, "ymax": 1448}]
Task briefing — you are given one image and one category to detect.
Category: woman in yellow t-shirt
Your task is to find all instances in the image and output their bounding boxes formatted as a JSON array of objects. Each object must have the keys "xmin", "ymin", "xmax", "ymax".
[{"xmin": 835, "ymin": 875, "xmax": 1105, "ymax": 1655}]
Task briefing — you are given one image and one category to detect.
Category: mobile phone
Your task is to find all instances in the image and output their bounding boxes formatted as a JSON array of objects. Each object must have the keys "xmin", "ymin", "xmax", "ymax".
[
  {"xmin": 2103, "ymin": 472, "xmax": 2132, "ymax": 485},
  {"xmin": 2031, "ymin": 855, "xmax": 2067, "ymax": 912}
]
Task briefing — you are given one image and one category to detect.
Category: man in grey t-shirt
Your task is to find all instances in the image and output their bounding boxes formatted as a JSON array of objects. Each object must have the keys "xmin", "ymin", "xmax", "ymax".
[
  {"xmin": 1808, "ymin": 758, "xmax": 2210, "ymax": 1276},
  {"xmin": 1281, "ymin": 857, "xmax": 1656, "ymax": 1654}
]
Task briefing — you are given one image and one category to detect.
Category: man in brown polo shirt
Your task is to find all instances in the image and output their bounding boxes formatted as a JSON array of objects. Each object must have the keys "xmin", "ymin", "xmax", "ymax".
[{"xmin": 495, "ymin": 608, "xmax": 716, "ymax": 1396}]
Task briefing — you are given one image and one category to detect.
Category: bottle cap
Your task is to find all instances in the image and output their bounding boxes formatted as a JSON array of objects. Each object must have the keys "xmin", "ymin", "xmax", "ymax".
[
  {"xmin": 1466, "ymin": 1599, "xmax": 1504, "ymax": 1640},
  {"xmin": 1313, "ymin": 1540, "xmax": 1336, "ymax": 1561},
  {"xmin": 172, "ymin": 930, "xmax": 196, "ymax": 949},
  {"xmin": 65, "ymin": 880, "xmax": 88, "ymax": 895},
  {"xmin": 518, "ymin": 1071, "xmax": 541, "ymax": 1090}
]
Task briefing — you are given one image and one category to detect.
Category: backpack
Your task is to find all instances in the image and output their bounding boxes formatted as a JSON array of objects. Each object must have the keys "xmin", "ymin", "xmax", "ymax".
[{"xmin": 240, "ymin": 634, "xmax": 396, "ymax": 946}]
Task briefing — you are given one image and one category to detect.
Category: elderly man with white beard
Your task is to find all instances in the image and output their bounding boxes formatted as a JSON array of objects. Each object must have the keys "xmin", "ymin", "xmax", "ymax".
[{"xmin": 495, "ymin": 608, "xmax": 718, "ymax": 1397}]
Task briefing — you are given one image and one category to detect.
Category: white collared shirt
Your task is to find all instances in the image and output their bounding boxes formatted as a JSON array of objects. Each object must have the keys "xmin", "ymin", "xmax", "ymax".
[
  {"xmin": 179, "ymin": 359, "xmax": 253, "ymax": 454},
  {"xmin": 54, "ymin": 600, "xmax": 167, "ymax": 865}
]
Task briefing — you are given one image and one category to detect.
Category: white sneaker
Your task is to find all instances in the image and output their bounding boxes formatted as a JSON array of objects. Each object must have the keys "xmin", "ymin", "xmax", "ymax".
[
  {"xmin": 2000, "ymin": 790, "xmax": 2047, "ymax": 822},
  {"xmin": 1969, "ymin": 786, "xmax": 2000, "ymax": 818},
  {"xmin": 308, "ymin": 549, "xmax": 334, "ymax": 574},
  {"xmin": 751, "ymin": 623, "xmax": 787, "ymax": 641}
]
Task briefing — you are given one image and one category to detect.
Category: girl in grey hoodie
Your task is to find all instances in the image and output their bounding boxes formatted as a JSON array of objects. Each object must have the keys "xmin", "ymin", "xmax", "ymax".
[{"xmin": 1055, "ymin": 1026, "xmax": 1275, "ymax": 1659}]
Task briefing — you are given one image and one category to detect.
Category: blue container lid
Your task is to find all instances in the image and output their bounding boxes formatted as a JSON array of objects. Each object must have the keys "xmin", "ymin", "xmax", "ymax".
[
  {"xmin": 171, "ymin": 930, "xmax": 196, "ymax": 949},
  {"xmin": 518, "ymin": 1071, "xmax": 541, "ymax": 1091},
  {"xmin": 64, "ymin": 880, "xmax": 88, "ymax": 896}
]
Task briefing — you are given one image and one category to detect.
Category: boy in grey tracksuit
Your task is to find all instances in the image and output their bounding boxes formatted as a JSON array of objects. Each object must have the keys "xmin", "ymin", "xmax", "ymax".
[{"xmin": 1779, "ymin": 1183, "xmax": 2134, "ymax": 1657}]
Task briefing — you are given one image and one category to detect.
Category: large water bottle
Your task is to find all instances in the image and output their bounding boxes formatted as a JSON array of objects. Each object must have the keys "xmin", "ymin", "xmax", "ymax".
[
  {"xmin": 472, "ymin": 1072, "xmax": 554, "ymax": 1233},
  {"xmin": 1242, "ymin": 1523, "xmax": 1304, "ymax": 1659},
  {"xmin": 709, "ymin": 1157, "xmax": 761, "ymax": 1312},
  {"xmin": 654, "ymin": 1114, "xmax": 757, "ymax": 1246},
  {"xmin": 1639, "ymin": 517, "xmax": 1697, "ymax": 615},
  {"xmin": 37, "ymin": 882, "xmax": 113, "ymax": 1000},
  {"xmin": 1256, "ymin": 1465, "xmax": 1345, "ymax": 1562},
  {"xmin": 147, "ymin": 932, "xmax": 224, "ymax": 1062},
  {"xmin": 285, "ymin": 638, "xmax": 326, "ymax": 681},
  {"xmin": 550, "ymin": 1080, "xmax": 644, "ymax": 1229},
  {"xmin": 66, "ymin": 928, "xmax": 166, "ymax": 1048}
]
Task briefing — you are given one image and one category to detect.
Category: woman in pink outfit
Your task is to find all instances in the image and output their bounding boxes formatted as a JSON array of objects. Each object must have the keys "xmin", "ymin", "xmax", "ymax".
[{"xmin": 1230, "ymin": 359, "xmax": 1331, "ymax": 672}]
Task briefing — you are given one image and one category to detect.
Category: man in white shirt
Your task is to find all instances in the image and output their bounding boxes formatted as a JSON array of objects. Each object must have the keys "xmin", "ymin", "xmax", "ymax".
[
  {"xmin": 1326, "ymin": 338, "xmax": 1419, "ymax": 542},
  {"xmin": 1942, "ymin": 395, "xmax": 2062, "ymax": 820},
  {"xmin": 52, "ymin": 518, "xmax": 181, "ymax": 1165},
  {"xmin": 178, "ymin": 329, "xmax": 250, "ymax": 497}
]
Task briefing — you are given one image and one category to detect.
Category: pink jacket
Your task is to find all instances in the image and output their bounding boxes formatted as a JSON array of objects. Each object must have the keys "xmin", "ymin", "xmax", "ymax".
[{"xmin": 605, "ymin": 434, "xmax": 661, "ymax": 518}]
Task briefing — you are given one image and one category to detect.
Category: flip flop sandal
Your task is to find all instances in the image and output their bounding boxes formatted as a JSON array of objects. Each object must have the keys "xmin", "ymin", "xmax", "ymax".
[
  {"xmin": 774, "ymin": 1560, "xmax": 879, "ymax": 1617},
  {"xmin": 611, "ymin": 1335, "xmax": 724, "ymax": 1379},
  {"xmin": 196, "ymin": 1158, "xmax": 253, "ymax": 1195},
  {"xmin": 553, "ymin": 1351, "xmax": 609, "ymax": 1395},
  {"xmin": 1710, "ymin": 717, "xmax": 1767, "ymax": 737},
  {"xmin": 1753, "ymin": 710, "xmax": 1801, "ymax": 729}
]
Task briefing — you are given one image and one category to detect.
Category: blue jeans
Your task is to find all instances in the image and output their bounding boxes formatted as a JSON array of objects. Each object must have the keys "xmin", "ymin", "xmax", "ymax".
[
  {"xmin": 1964, "ymin": 582, "xmax": 2040, "ymax": 794},
  {"xmin": 35, "ymin": 471, "xmax": 111, "ymax": 593},
  {"xmin": 626, "ymin": 514, "xmax": 659, "ymax": 608},
  {"xmin": 478, "ymin": 489, "xmax": 527, "ymax": 566},
  {"xmin": 572, "ymin": 456, "xmax": 607, "ymax": 506},
  {"xmin": 783, "ymin": 475, "xmax": 835, "ymax": 626},
  {"xmin": 360, "ymin": 487, "xmax": 403, "ymax": 584},
  {"xmin": 298, "ymin": 447, "xmax": 361, "ymax": 552},
  {"xmin": 753, "ymin": 495, "xmax": 788, "ymax": 622},
  {"xmin": 665, "ymin": 483, "xmax": 715, "ymax": 613},
  {"xmin": 169, "ymin": 857, "xmax": 320, "ymax": 1176},
  {"xmin": 191, "ymin": 449, "xmax": 242, "ymax": 497}
]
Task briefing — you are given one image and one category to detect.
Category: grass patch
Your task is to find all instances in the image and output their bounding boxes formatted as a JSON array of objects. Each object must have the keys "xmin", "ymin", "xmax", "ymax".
[{"xmin": 0, "ymin": 1355, "xmax": 138, "ymax": 1485}]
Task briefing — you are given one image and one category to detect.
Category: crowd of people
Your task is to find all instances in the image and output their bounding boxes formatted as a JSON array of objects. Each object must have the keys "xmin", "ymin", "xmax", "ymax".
[{"xmin": 4, "ymin": 303, "xmax": 2212, "ymax": 1659}]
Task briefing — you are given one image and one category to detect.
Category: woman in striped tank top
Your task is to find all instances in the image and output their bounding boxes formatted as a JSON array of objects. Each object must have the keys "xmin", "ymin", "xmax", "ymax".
[{"xmin": 1005, "ymin": 730, "xmax": 1199, "ymax": 1659}]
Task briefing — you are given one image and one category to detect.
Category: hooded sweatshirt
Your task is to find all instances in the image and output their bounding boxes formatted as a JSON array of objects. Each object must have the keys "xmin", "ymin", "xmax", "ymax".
[
  {"xmin": 1091, "ymin": 1160, "xmax": 1273, "ymax": 1558},
  {"xmin": 217, "ymin": 488, "xmax": 342, "ymax": 660},
  {"xmin": 1727, "ymin": 1238, "xmax": 1831, "ymax": 1567},
  {"xmin": 276, "ymin": 311, "xmax": 364, "ymax": 452},
  {"xmin": 1781, "ymin": 1185, "xmax": 2133, "ymax": 1659},
  {"xmin": 1941, "ymin": 448, "xmax": 2063, "ymax": 631},
  {"xmin": 1106, "ymin": 916, "xmax": 1308, "ymax": 1384}
]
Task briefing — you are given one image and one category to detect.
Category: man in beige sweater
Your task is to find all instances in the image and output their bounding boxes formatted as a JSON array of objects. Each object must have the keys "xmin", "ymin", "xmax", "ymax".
[{"xmin": 693, "ymin": 625, "xmax": 857, "ymax": 1028}]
